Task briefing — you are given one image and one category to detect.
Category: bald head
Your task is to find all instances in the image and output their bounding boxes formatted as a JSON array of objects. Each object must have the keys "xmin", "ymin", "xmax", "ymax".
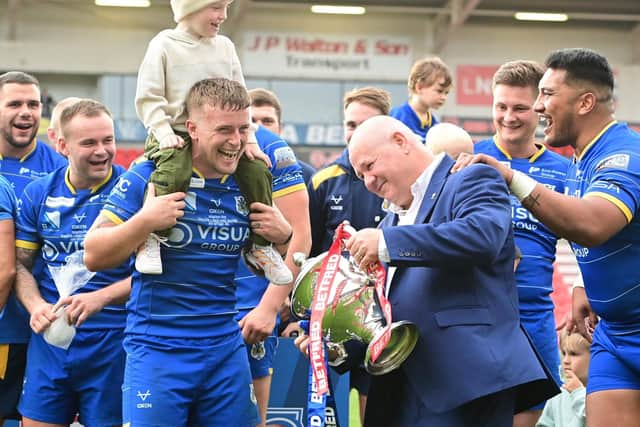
[
  {"xmin": 349, "ymin": 116, "xmax": 432, "ymax": 208},
  {"xmin": 350, "ymin": 115, "xmax": 422, "ymax": 153},
  {"xmin": 425, "ymin": 123, "xmax": 474, "ymax": 159},
  {"xmin": 48, "ymin": 97, "xmax": 82, "ymax": 152}
]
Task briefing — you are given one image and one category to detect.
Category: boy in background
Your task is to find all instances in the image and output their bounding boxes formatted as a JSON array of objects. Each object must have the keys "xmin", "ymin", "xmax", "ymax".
[
  {"xmin": 536, "ymin": 330, "xmax": 589, "ymax": 427},
  {"xmin": 135, "ymin": 0, "xmax": 291, "ymax": 285},
  {"xmin": 390, "ymin": 56, "xmax": 452, "ymax": 140}
]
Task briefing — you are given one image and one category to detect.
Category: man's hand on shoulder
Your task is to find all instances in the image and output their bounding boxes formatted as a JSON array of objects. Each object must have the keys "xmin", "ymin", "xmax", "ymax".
[{"xmin": 451, "ymin": 152, "xmax": 514, "ymax": 184}]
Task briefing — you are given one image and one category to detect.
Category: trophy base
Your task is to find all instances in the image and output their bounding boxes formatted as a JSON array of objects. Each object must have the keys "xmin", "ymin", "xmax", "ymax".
[{"xmin": 365, "ymin": 321, "xmax": 419, "ymax": 376}]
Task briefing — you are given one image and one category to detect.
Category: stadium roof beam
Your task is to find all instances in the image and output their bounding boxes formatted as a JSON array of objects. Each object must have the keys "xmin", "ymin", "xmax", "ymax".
[
  {"xmin": 431, "ymin": 0, "xmax": 480, "ymax": 53},
  {"xmin": 632, "ymin": 23, "xmax": 640, "ymax": 64},
  {"xmin": 6, "ymin": 0, "xmax": 20, "ymax": 41},
  {"xmin": 227, "ymin": 0, "xmax": 249, "ymax": 40}
]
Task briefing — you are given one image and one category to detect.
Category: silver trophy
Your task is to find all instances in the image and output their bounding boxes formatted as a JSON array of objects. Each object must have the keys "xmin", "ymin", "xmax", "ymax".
[{"xmin": 291, "ymin": 251, "xmax": 418, "ymax": 375}]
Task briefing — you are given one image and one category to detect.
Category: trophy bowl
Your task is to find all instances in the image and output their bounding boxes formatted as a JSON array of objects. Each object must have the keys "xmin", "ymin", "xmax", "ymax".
[{"xmin": 291, "ymin": 252, "xmax": 419, "ymax": 375}]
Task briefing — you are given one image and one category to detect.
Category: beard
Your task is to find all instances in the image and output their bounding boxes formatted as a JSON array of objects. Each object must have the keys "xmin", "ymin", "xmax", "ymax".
[
  {"xmin": 1, "ymin": 125, "xmax": 37, "ymax": 150},
  {"xmin": 545, "ymin": 115, "xmax": 577, "ymax": 149}
]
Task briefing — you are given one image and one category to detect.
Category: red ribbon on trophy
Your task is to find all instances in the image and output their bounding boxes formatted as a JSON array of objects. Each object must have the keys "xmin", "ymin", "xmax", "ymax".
[
  {"xmin": 368, "ymin": 261, "xmax": 391, "ymax": 364},
  {"xmin": 309, "ymin": 222, "xmax": 392, "ymax": 395}
]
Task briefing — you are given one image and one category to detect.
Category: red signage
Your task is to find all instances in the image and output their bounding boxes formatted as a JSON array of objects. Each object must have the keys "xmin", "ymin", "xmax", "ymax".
[{"xmin": 456, "ymin": 65, "xmax": 499, "ymax": 106}]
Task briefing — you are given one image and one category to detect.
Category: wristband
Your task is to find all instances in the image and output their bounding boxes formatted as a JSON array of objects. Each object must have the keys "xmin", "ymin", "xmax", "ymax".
[
  {"xmin": 278, "ymin": 230, "xmax": 293, "ymax": 245},
  {"xmin": 509, "ymin": 170, "xmax": 537, "ymax": 201},
  {"xmin": 571, "ymin": 276, "xmax": 585, "ymax": 292}
]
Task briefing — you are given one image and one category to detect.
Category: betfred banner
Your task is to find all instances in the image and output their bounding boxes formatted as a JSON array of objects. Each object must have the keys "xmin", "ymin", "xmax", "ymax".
[
  {"xmin": 242, "ymin": 32, "xmax": 413, "ymax": 80},
  {"xmin": 456, "ymin": 65, "xmax": 499, "ymax": 105}
]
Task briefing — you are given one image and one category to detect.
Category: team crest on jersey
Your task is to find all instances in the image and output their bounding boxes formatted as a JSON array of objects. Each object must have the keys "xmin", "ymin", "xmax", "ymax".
[
  {"xmin": 595, "ymin": 154, "xmax": 630, "ymax": 171},
  {"xmin": 235, "ymin": 196, "xmax": 249, "ymax": 215},
  {"xmin": 330, "ymin": 194, "xmax": 343, "ymax": 204}
]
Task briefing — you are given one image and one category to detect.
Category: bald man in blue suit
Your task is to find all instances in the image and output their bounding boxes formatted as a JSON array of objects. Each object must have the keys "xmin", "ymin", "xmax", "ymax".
[{"xmin": 345, "ymin": 117, "xmax": 558, "ymax": 427}]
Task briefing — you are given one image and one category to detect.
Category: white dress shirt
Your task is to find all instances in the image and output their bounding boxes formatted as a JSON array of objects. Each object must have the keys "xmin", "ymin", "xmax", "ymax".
[{"xmin": 378, "ymin": 153, "xmax": 445, "ymax": 296}]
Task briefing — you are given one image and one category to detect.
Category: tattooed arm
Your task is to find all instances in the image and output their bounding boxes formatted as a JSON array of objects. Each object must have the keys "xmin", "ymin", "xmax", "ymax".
[{"xmin": 454, "ymin": 152, "xmax": 627, "ymax": 247}]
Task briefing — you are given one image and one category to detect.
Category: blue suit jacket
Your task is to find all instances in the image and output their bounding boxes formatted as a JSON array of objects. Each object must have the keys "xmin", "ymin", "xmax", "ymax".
[{"xmin": 367, "ymin": 156, "xmax": 557, "ymax": 422}]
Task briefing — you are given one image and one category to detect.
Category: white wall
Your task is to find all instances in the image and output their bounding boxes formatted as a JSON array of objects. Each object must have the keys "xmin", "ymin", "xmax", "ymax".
[{"xmin": 1, "ymin": 2, "xmax": 638, "ymax": 123}]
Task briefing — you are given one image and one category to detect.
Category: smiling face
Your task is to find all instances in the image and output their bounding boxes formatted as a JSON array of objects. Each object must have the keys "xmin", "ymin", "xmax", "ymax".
[
  {"xmin": 0, "ymin": 83, "xmax": 41, "ymax": 156},
  {"xmin": 60, "ymin": 112, "xmax": 115, "ymax": 189},
  {"xmin": 182, "ymin": 1, "xmax": 230, "ymax": 38},
  {"xmin": 350, "ymin": 128, "xmax": 415, "ymax": 208},
  {"xmin": 251, "ymin": 104, "xmax": 280, "ymax": 135},
  {"xmin": 343, "ymin": 101, "xmax": 383, "ymax": 144},
  {"xmin": 534, "ymin": 68, "xmax": 582, "ymax": 148},
  {"xmin": 187, "ymin": 104, "xmax": 250, "ymax": 178},
  {"xmin": 492, "ymin": 84, "xmax": 539, "ymax": 146}
]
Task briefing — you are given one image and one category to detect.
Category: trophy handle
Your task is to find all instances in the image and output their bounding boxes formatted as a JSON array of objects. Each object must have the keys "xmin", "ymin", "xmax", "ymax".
[{"xmin": 365, "ymin": 321, "xmax": 419, "ymax": 376}]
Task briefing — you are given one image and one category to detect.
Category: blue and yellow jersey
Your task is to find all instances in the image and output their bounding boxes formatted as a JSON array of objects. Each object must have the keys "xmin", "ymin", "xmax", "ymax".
[
  {"xmin": 103, "ymin": 161, "xmax": 251, "ymax": 339},
  {"xmin": 0, "ymin": 175, "xmax": 16, "ymax": 222},
  {"xmin": 0, "ymin": 140, "xmax": 67, "ymax": 197},
  {"xmin": 15, "ymin": 165, "xmax": 130, "ymax": 330},
  {"xmin": 475, "ymin": 137, "xmax": 569, "ymax": 312},
  {"xmin": 0, "ymin": 175, "xmax": 17, "ymax": 319},
  {"xmin": 235, "ymin": 126, "xmax": 306, "ymax": 313},
  {"xmin": 0, "ymin": 140, "xmax": 66, "ymax": 344},
  {"xmin": 308, "ymin": 148, "xmax": 385, "ymax": 257},
  {"xmin": 564, "ymin": 121, "xmax": 640, "ymax": 331},
  {"xmin": 390, "ymin": 101, "xmax": 439, "ymax": 141}
]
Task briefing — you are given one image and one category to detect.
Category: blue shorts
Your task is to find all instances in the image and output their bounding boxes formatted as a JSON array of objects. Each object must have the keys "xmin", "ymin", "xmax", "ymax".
[
  {"xmin": 588, "ymin": 323, "xmax": 640, "ymax": 394},
  {"xmin": 18, "ymin": 329, "xmax": 125, "ymax": 427},
  {"xmin": 0, "ymin": 343, "xmax": 26, "ymax": 420},
  {"xmin": 520, "ymin": 310, "xmax": 561, "ymax": 410},
  {"xmin": 246, "ymin": 335, "xmax": 278, "ymax": 379},
  {"xmin": 123, "ymin": 332, "xmax": 258, "ymax": 427}
]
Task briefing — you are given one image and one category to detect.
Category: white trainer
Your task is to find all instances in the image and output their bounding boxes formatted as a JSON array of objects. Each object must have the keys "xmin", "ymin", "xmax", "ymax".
[
  {"xmin": 135, "ymin": 233, "xmax": 164, "ymax": 275},
  {"xmin": 245, "ymin": 244, "xmax": 293, "ymax": 286}
]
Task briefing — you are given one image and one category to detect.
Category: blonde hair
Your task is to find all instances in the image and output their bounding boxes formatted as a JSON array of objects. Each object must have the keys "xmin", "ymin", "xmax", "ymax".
[
  {"xmin": 559, "ymin": 329, "xmax": 591, "ymax": 354},
  {"xmin": 59, "ymin": 99, "xmax": 112, "ymax": 135},
  {"xmin": 186, "ymin": 78, "xmax": 250, "ymax": 115},
  {"xmin": 343, "ymin": 86, "xmax": 391, "ymax": 115},
  {"xmin": 408, "ymin": 57, "xmax": 452, "ymax": 94},
  {"xmin": 492, "ymin": 60, "xmax": 544, "ymax": 91}
]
